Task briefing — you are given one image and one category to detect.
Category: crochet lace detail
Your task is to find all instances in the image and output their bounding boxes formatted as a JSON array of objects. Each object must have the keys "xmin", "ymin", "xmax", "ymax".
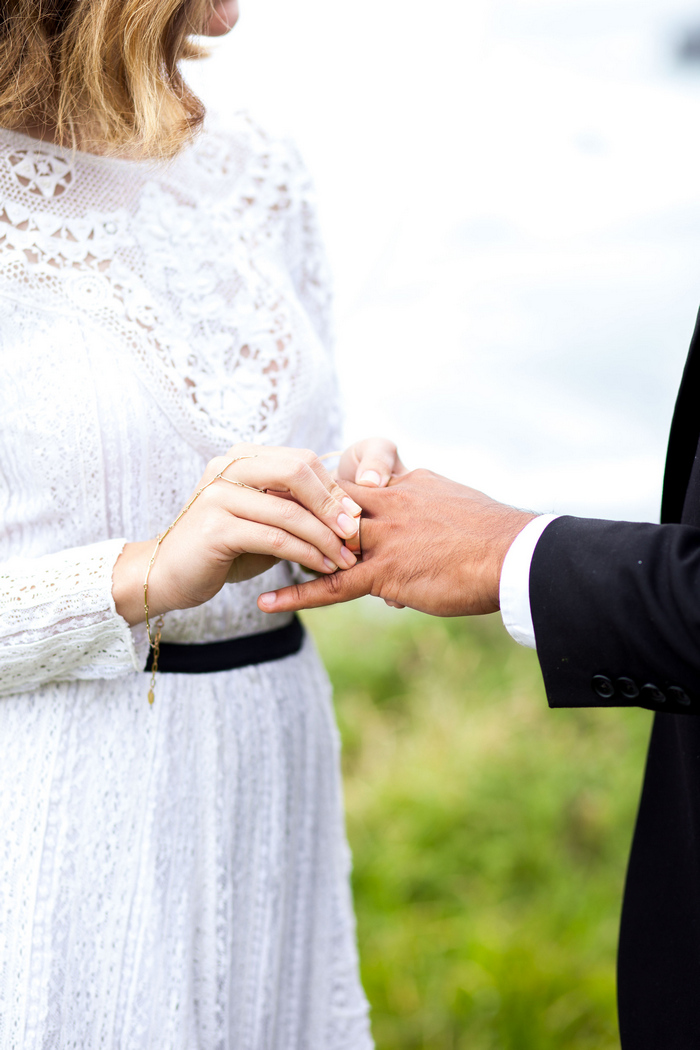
[{"xmin": 0, "ymin": 115, "xmax": 336, "ymax": 457}]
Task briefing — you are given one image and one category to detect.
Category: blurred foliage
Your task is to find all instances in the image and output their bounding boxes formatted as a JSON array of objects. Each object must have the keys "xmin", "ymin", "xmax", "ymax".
[{"xmin": 303, "ymin": 600, "xmax": 653, "ymax": 1050}]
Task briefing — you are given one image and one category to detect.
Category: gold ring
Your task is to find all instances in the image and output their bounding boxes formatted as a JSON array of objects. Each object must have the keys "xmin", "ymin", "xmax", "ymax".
[{"xmin": 345, "ymin": 512, "xmax": 362, "ymax": 559}]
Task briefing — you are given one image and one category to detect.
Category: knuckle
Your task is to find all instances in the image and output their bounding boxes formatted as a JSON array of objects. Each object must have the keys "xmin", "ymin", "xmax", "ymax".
[
  {"xmin": 193, "ymin": 486, "xmax": 217, "ymax": 516},
  {"xmin": 318, "ymin": 492, "xmax": 340, "ymax": 518},
  {"xmin": 324, "ymin": 572, "xmax": 343, "ymax": 596},
  {"xmin": 388, "ymin": 484, "xmax": 411, "ymax": 511},
  {"xmin": 277, "ymin": 498, "xmax": 300, "ymax": 525},
  {"xmin": 299, "ymin": 448, "xmax": 318, "ymax": 466},
  {"xmin": 322, "ymin": 524, "xmax": 338, "ymax": 549},
  {"xmin": 224, "ymin": 442, "xmax": 251, "ymax": 458},
  {"xmin": 370, "ymin": 436, "xmax": 396, "ymax": 455},
  {"xmin": 288, "ymin": 457, "xmax": 312, "ymax": 485},
  {"xmin": 199, "ymin": 483, "xmax": 223, "ymax": 509},
  {"xmin": 327, "ymin": 570, "xmax": 350, "ymax": 597},
  {"xmin": 205, "ymin": 455, "xmax": 227, "ymax": 478},
  {"xmin": 266, "ymin": 526, "xmax": 288, "ymax": 553}
]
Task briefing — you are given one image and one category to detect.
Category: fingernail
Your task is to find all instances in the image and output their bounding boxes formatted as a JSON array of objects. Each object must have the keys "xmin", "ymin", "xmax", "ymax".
[
  {"xmin": 339, "ymin": 546, "xmax": 357, "ymax": 568},
  {"xmin": 260, "ymin": 591, "xmax": 276, "ymax": 607},
  {"xmin": 358, "ymin": 470, "xmax": 381, "ymax": 487},
  {"xmin": 341, "ymin": 496, "xmax": 363, "ymax": 516},
  {"xmin": 323, "ymin": 557, "xmax": 337, "ymax": 571},
  {"xmin": 337, "ymin": 512, "xmax": 357, "ymax": 537}
]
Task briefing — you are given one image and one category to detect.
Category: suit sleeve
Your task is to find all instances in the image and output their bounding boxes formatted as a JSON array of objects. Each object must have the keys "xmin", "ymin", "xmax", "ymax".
[{"xmin": 530, "ymin": 515, "xmax": 700, "ymax": 714}]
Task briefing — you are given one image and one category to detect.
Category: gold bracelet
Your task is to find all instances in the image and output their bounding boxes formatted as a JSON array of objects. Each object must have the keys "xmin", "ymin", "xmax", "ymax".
[{"xmin": 143, "ymin": 454, "xmax": 258, "ymax": 705}]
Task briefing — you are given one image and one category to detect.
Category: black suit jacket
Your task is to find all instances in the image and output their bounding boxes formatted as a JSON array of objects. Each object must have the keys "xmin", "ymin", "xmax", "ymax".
[{"xmin": 530, "ymin": 311, "xmax": 700, "ymax": 1049}]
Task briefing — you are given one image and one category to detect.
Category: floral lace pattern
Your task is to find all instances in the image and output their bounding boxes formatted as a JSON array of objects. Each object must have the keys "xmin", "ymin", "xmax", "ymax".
[
  {"xmin": 0, "ymin": 117, "xmax": 337, "ymax": 458},
  {"xmin": 0, "ymin": 115, "xmax": 370, "ymax": 1049}
]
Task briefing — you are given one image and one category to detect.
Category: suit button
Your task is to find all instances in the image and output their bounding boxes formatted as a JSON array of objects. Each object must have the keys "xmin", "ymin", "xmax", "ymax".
[
  {"xmin": 592, "ymin": 675, "xmax": 615, "ymax": 699},
  {"xmin": 616, "ymin": 677, "xmax": 639, "ymax": 700},
  {"xmin": 668, "ymin": 686, "xmax": 692, "ymax": 706},
  {"xmin": 641, "ymin": 683, "xmax": 666, "ymax": 704}
]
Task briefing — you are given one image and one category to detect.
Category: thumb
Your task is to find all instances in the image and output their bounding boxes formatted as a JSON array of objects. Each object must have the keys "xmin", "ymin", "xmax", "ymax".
[
  {"xmin": 258, "ymin": 563, "xmax": 372, "ymax": 612},
  {"xmin": 353, "ymin": 437, "xmax": 400, "ymax": 488}
]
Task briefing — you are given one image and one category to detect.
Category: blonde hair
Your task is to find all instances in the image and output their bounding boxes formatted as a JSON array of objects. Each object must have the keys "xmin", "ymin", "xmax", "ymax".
[{"xmin": 0, "ymin": 0, "xmax": 213, "ymax": 158}]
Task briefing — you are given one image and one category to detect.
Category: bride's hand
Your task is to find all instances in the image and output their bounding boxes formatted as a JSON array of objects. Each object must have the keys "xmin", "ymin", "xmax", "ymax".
[
  {"xmin": 113, "ymin": 443, "xmax": 362, "ymax": 625},
  {"xmin": 337, "ymin": 437, "xmax": 408, "ymax": 489},
  {"xmin": 337, "ymin": 437, "xmax": 408, "ymax": 608}
]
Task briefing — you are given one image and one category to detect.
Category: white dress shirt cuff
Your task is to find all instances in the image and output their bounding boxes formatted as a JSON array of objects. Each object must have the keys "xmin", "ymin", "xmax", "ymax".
[{"xmin": 499, "ymin": 514, "xmax": 560, "ymax": 650}]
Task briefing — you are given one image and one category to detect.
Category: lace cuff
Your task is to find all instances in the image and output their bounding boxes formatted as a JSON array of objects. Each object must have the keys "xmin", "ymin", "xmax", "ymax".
[{"xmin": 0, "ymin": 539, "xmax": 150, "ymax": 695}]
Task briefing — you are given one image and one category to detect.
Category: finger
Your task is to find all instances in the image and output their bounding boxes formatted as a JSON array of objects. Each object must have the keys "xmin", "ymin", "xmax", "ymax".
[
  {"xmin": 336, "ymin": 445, "xmax": 361, "ymax": 484},
  {"xmin": 384, "ymin": 600, "xmax": 406, "ymax": 609},
  {"xmin": 333, "ymin": 478, "xmax": 389, "ymax": 517},
  {"xmin": 219, "ymin": 444, "xmax": 362, "ymax": 518},
  {"xmin": 225, "ymin": 518, "xmax": 346, "ymax": 576},
  {"xmin": 223, "ymin": 451, "xmax": 363, "ymax": 542},
  {"xmin": 352, "ymin": 437, "xmax": 401, "ymax": 488},
  {"xmin": 305, "ymin": 452, "xmax": 361, "ymax": 512},
  {"xmin": 211, "ymin": 485, "xmax": 357, "ymax": 570},
  {"xmin": 258, "ymin": 562, "xmax": 373, "ymax": 612},
  {"xmin": 265, "ymin": 445, "xmax": 359, "ymax": 512}
]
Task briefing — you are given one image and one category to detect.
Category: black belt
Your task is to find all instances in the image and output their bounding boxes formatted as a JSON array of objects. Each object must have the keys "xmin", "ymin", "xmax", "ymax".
[{"xmin": 145, "ymin": 615, "xmax": 304, "ymax": 674}]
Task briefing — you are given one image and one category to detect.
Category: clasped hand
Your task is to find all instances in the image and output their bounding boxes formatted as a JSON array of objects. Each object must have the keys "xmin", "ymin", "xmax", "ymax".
[
  {"xmin": 113, "ymin": 437, "xmax": 405, "ymax": 626},
  {"xmin": 258, "ymin": 469, "xmax": 537, "ymax": 618}
]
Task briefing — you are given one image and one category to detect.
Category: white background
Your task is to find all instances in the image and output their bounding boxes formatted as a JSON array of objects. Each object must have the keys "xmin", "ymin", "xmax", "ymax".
[{"xmin": 190, "ymin": 0, "xmax": 700, "ymax": 521}]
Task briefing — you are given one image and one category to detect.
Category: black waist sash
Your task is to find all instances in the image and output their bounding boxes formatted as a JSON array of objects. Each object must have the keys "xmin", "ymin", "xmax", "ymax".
[{"xmin": 145, "ymin": 615, "xmax": 304, "ymax": 674}]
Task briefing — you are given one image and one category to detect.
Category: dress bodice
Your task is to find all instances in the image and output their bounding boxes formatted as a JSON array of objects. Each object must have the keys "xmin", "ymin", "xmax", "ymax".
[{"xmin": 0, "ymin": 114, "xmax": 340, "ymax": 690}]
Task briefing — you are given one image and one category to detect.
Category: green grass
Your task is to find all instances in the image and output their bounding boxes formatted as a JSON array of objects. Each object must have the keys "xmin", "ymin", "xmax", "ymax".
[{"xmin": 303, "ymin": 600, "xmax": 653, "ymax": 1050}]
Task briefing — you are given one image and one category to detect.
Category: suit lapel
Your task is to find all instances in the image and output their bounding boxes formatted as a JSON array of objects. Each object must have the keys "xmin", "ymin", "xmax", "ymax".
[{"xmin": 661, "ymin": 309, "xmax": 700, "ymax": 525}]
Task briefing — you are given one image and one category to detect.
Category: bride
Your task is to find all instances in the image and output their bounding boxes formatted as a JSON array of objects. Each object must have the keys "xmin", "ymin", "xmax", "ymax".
[{"xmin": 0, "ymin": 0, "xmax": 403, "ymax": 1045}]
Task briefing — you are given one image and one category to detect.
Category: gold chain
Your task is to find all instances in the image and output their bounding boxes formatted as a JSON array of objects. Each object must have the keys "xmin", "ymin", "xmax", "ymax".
[{"xmin": 143, "ymin": 455, "xmax": 258, "ymax": 705}]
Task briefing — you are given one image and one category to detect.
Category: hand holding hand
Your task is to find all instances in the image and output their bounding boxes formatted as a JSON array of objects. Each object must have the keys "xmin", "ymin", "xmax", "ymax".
[
  {"xmin": 258, "ymin": 469, "xmax": 537, "ymax": 618},
  {"xmin": 113, "ymin": 444, "xmax": 363, "ymax": 625}
]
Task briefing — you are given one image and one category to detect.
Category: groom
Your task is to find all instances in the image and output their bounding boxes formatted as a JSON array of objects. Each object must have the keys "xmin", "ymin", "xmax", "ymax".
[{"xmin": 259, "ymin": 310, "xmax": 700, "ymax": 1048}]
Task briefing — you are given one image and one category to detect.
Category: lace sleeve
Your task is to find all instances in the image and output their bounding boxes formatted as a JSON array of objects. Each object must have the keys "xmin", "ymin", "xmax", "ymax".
[{"xmin": 0, "ymin": 539, "xmax": 149, "ymax": 696}]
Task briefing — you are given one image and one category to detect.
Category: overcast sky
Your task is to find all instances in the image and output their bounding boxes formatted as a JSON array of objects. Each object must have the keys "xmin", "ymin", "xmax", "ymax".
[{"xmin": 190, "ymin": 0, "xmax": 700, "ymax": 521}]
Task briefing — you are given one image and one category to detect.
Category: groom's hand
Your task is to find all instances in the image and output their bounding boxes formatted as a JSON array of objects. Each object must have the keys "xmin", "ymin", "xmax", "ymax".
[{"xmin": 258, "ymin": 469, "xmax": 536, "ymax": 617}]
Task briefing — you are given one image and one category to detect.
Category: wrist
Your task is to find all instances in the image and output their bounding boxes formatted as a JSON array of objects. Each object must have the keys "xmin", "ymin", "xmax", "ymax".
[
  {"xmin": 113, "ymin": 539, "xmax": 165, "ymax": 626},
  {"xmin": 484, "ymin": 509, "xmax": 538, "ymax": 612}
]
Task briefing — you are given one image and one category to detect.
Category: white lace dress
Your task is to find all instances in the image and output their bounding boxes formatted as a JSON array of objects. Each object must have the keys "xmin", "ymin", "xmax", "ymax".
[{"xmin": 0, "ymin": 115, "xmax": 372, "ymax": 1050}]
